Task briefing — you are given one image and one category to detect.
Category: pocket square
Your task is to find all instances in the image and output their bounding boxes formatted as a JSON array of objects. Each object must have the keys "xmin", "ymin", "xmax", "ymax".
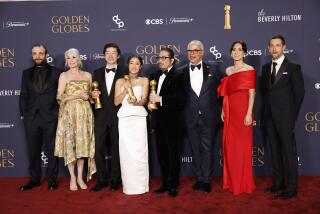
[{"xmin": 282, "ymin": 72, "xmax": 288, "ymax": 75}]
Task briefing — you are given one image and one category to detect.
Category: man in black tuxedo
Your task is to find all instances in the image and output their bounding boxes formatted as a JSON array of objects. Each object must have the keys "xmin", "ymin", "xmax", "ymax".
[
  {"xmin": 182, "ymin": 40, "xmax": 221, "ymax": 193},
  {"xmin": 262, "ymin": 35, "xmax": 304, "ymax": 200},
  {"xmin": 91, "ymin": 43, "xmax": 125, "ymax": 192},
  {"xmin": 149, "ymin": 47, "xmax": 185, "ymax": 197},
  {"xmin": 19, "ymin": 44, "xmax": 60, "ymax": 191}
]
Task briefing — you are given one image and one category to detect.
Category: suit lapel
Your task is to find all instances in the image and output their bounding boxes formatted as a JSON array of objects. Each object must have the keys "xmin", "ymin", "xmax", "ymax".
[
  {"xmin": 98, "ymin": 68, "xmax": 108, "ymax": 95},
  {"xmin": 273, "ymin": 58, "xmax": 288, "ymax": 85},
  {"xmin": 109, "ymin": 67, "xmax": 121, "ymax": 97},
  {"xmin": 160, "ymin": 68, "xmax": 175, "ymax": 95},
  {"xmin": 199, "ymin": 63, "xmax": 209, "ymax": 96}
]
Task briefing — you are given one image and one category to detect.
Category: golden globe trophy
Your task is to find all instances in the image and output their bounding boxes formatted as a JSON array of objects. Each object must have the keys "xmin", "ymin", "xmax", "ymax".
[
  {"xmin": 124, "ymin": 75, "xmax": 137, "ymax": 103},
  {"xmin": 148, "ymin": 80, "xmax": 158, "ymax": 110},
  {"xmin": 92, "ymin": 81, "xmax": 103, "ymax": 109},
  {"xmin": 224, "ymin": 5, "xmax": 231, "ymax": 30}
]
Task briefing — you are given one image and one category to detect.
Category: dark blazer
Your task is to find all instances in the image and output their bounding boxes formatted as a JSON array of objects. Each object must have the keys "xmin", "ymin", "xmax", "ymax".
[
  {"xmin": 149, "ymin": 66, "xmax": 185, "ymax": 124},
  {"xmin": 182, "ymin": 62, "xmax": 222, "ymax": 129},
  {"xmin": 261, "ymin": 57, "xmax": 305, "ymax": 123},
  {"xmin": 92, "ymin": 65, "xmax": 126, "ymax": 125},
  {"xmin": 19, "ymin": 65, "xmax": 61, "ymax": 122}
]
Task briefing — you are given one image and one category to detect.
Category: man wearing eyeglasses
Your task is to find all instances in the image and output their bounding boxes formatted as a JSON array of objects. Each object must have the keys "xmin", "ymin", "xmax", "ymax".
[
  {"xmin": 182, "ymin": 40, "xmax": 221, "ymax": 193},
  {"xmin": 149, "ymin": 47, "xmax": 185, "ymax": 197}
]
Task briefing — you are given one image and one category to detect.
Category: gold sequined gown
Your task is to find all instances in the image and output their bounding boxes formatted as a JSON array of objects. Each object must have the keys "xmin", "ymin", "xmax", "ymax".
[{"xmin": 55, "ymin": 80, "xmax": 96, "ymax": 181}]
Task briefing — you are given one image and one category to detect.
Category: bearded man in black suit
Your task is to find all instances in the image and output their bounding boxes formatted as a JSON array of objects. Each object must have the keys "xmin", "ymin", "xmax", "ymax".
[{"xmin": 19, "ymin": 44, "xmax": 61, "ymax": 191}]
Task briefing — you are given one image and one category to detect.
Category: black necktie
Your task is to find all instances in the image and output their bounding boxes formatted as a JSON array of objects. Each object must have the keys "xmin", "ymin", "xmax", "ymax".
[
  {"xmin": 106, "ymin": 68, "xmax": 116, "ymax": 73},
  {"xmin": 191, "ymin": 64, "xmax": 201, "ymax": 71},
  {"xmin": 162, "ymin": 70, "xmax": 168, "ymax": 75},
  {"xmin": 271, "ymin": 62, "xmax": 277, "ymax": 84}
]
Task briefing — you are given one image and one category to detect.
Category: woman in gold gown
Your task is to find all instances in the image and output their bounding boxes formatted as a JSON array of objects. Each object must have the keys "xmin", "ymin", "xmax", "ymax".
[{"xmin": 55, "ymin": 48, "xmax": 96, "ymax": 191}]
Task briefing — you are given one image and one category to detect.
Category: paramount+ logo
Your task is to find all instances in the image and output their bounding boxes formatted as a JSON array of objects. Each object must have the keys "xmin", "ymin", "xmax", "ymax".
[{"xmin": 51, "ymin": 15, "xmax": 90, "ymax": 33}]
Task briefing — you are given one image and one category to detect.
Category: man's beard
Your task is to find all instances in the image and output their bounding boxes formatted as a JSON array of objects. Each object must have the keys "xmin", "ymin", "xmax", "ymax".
[{"xmin": 33, "ymin": 58, "xmax": 47, "ymax": 66}]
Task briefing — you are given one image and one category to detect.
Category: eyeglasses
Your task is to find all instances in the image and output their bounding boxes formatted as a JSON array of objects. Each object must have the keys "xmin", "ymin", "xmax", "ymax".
[
  {"xmin": 187, "ymin": 49, "xmax": 202, "ymax": 54},
  {"xmin": 156, "ymin": 56, "xmax": 171, "ymax": 61}
]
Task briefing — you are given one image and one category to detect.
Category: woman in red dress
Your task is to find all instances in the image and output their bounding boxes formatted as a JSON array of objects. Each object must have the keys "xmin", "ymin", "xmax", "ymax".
[{"xmin": 217, "ymin": 41, "xmax": 256, "ymax": 195}]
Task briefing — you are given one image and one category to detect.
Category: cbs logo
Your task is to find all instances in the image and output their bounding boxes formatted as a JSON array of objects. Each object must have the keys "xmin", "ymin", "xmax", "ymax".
[
  {"xmin": 145, "ymin": 19, "xmax": 164, "ymax": 25},
  {"xmin": 245, "ymin": 50, "xmax": 262, "ymax": 56}
]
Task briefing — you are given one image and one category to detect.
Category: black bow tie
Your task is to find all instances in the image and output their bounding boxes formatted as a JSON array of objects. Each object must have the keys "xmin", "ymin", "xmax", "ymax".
[
  {"xmin": 105, "ymin": 68, "xmax": 116, "ymax": 73},
  {"xmin": 162, "ymin": 70, "xmax": 168, "ymax": 75},
  {"xmin": 191, "ymin": 64, "xmax": 201, "ymax": 71}
]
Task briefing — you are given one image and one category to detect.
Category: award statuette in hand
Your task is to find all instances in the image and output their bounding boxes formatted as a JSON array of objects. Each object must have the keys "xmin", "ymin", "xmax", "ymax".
[
  {"xmin": 124, "ymin": 75, "xmax": 137, "ymax": 103},
  {"xmin": 92, "ymin": 81, "xmax": 103, "ymax": 109},
  {"xmin": 148, "ymin": 80, "xmax": 158, "ymax": 110}
]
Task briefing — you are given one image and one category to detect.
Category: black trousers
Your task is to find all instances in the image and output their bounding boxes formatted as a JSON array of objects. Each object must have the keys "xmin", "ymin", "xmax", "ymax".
[
  {"xmin": 154, "ymin": 121, "xmax": 181, "ymax": 189},
  {"xmin": 265, "ymin": 119, "xmax": 298, "ymax": 193},
  {"xmin": 23, "ymin": 115, "xmax": 58, "ymax": 184},
  {"xmin": 94, "ymin": 121, "xmax": 121, "ymax": 185},
  {"xmin": 186, "ymin": 117, "xmax": 216, "ymax": 184}
]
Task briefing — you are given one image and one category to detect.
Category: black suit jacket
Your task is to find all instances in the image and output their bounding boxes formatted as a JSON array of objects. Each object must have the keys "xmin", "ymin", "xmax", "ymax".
[
  {"xmin": 182, "ymin": 63, "xmax": 222, "ymax": 129},
  {"xmin": 149, "ymin": 66, "xmax": 185, "ymax": 128},
  {"xmin": 19, "ymin": 65, "xmax": 61, "ymax": 122},
  {"xmin": 92, "ymin": 65, "xmax": 126, "ymax": 125},
  {"xmin": 261, "ymin": 57, "xmax": 305, "ymax": 123}
]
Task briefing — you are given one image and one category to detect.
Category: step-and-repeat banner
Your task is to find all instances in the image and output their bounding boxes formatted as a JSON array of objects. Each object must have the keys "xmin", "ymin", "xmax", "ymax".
[{"xmin": 0, "ymin": 0, "xmax": 319, "ymax": 177}]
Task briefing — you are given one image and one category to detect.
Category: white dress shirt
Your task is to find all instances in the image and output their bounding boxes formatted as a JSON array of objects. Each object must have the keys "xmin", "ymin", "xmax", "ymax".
[
  {"xmin": 189, "ymin": 61, "xmax": 203, "ymax": 96},
  {"xmin": 271, "ymin": 54, "xmax": 285, "ymax": 76},
  {"xmin": 105, "ymin": 65, "xmax": 117, "ymax": 95}
]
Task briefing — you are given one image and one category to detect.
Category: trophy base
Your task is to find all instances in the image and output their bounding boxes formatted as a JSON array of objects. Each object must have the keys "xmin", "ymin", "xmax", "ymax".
[
  {"xmin": 148, "ymin": 103, "xmax": 158, "ymax": 110},
  {"xmin": 95, "ymin": 103, "xmax": 103, "ymax": 109}
]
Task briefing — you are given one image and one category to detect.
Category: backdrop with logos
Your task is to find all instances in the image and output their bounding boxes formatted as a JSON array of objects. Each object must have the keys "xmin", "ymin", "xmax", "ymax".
[{"xmin": 0, "ymin": 0, "xmax": 319, "ymax": 177}]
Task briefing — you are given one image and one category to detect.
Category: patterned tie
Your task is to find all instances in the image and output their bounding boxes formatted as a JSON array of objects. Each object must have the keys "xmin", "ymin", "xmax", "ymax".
[{"xmin": 271, "ymin": 62, "xmax": 277, "ymax": 84}]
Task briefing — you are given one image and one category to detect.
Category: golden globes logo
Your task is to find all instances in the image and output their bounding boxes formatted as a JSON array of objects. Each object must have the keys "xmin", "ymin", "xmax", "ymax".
[
  {"xmin": 219, "ymin": 146, "xmax": 265, "ymax": 167},
  {"xmin": 305, "ymin": 112, "xmax": 320, "ymax": 132},
  {"xmin": 135, "ymin": 44, "xmax": 181, "ymax": 65},
  {"xmin": 0, "ymin": 48, "xmax": 15, "ymax": 68},
  {"xmin": 51, "ymin": 15, "xmax": 90, "ymax": 33},
  {"xmin": 0, "ymin": 149, "xmax": 15, "ymax": 168},
  {"xmin": 224, "ymin": 5, "xmax": 231, "ymax": 30}
]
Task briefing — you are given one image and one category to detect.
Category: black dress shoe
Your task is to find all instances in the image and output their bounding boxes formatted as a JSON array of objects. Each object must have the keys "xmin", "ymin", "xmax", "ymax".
[
  {"xmin": 276, "ymin": 191, "xmax": 297, "ymax": 200},
  {"xmin": 20, "ymin": 180, "xmax": 40, "ymax": 191},
  {"xmin": 192, "ymin": 181, "xmax": 203, "ymax": 191},
  {"xmin": 48, "ymin": 182, "xmax": 58, "ymax": 191},
  {"xmin": 202, "ymin": 183, "xmax": 212, "ymax": 193},
  {"xmin": 154, "ymin": 186, "xmax": 168, "ymax": 194},
  {"xmin": 265, "ymin": 185, "xmax": 284, "ymax": 193},
  {"xmin": 90, "ymin": 182, "xmax": 108, "ymax": 192},
  {"xmin": 168, "ymin": 188, "xmax": 178, "ymax": 198}
]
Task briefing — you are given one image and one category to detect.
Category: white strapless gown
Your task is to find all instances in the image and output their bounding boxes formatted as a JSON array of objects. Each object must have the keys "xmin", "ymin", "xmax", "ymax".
[{"xmin": 117, "ymin": 85, "xmax": 149, "ymax": 195}]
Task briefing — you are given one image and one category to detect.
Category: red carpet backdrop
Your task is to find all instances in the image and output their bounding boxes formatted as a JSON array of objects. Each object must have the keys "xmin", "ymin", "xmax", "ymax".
[{"xmin": 0, "ymin": 0, "xmax": 319, "ymax": 178}]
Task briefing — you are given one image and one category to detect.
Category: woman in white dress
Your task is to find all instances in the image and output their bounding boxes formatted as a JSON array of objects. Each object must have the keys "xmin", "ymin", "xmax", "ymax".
[{"xmin": 114, "ymin": 55, "xmax": 149, "ymax": 195}]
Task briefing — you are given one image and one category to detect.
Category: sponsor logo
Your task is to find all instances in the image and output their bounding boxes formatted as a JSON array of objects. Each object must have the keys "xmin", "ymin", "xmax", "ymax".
[
  {"xmin": 0, "ymin": 123, "xmax": 14, "ymax": 129},
  {"xmin": 257, "ymin": 9, "xmax": 302, "ymax": 23},
  {"xmin": 315, "ymin": 83, "xmax": 320, "ymax": 90},
  {"xmin": 41, "ymin": 151, "xmax": 48, "ymax": 167},
  {"xmin": 208, "ymin": 45, "xmax": 223, "ymax": 63},
  {"xmin": 245, "ymin": 49, "xmax": 263, "ymax": 56},
  {"xmin": 219, "ymin": 147, "xmax": 265, "ymax": 167},
  {"xmin": 0, "ymin": 90, "xmax": 20, "ymax": 96},
  {"xmin": 0, "ymin": 149, "xmax": 15, "ymax": 168},
  {"xmin": 111, "ymin": 14, "xmax": 126, "ymax": 32},
  {"xmin": 51, "ymin": 15, "xmax": 90, "ymax": 33},
  {"xmin": 145, "ymin": 17, "xmax": 194, "ymax": 25},
  {"xmin": 181, "ymin": 156, "xmax": 192, "ymax": 163},
  {"xmin": 2, "ymin": 21, "xmax": 29, "ymax": 29}
]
